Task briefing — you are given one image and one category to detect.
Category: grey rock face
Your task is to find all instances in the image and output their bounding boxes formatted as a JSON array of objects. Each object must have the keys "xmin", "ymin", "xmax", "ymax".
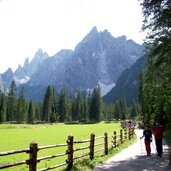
[
  {"xmin": 1, "ymin": 27, "xmax": 144, "ymax": 101},
  {"xmin": 26, "ymin": 27, "xmax": 144, "ymax": 98}
]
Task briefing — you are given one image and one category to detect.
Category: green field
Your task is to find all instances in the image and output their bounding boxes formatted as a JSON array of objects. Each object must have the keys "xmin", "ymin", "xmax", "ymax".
[{"xmin": 0, "ymin": 122, "xmax": 121, "ymax": 171}]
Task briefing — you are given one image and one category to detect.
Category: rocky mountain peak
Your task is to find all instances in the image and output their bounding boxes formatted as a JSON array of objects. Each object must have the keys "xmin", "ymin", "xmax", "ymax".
[
  {"xmin": 101, "ymin": 29, "xmax": 112, "ymax": 37},
  {"xmin": 4, "ymin": 68, "xmax": 13, "ymax": 75},
  {"xmin": 90, "ymin": 26, "xmax": 98, "ymax": 34},
  {"xmin": 0, "ymin": 27, "xmax": 144, "ymax": 102},
  {"xmin": 1, "ymin": 68, "xmax": 14, "ymax": 86},
  {"xmin": 16, "ymin": 64, "xmax": 22, "ymax": 70},
  {"xmin": 117, "ymin": 35, "xmax": 127, "ymax": 42},
  {"xmin": 23, "ymin": 57, "xmax": 29, "ymax": 69},
  {"xmin": 24, "ymin": 49, "xmax": 49, "ymax": 76},
  {"xmin": 33, "ymin": 49, "xmax": 48, "ymax": 61},
  {"xmin": 81, "ymin": 26, "xmax": 99, "ymax": 44}
]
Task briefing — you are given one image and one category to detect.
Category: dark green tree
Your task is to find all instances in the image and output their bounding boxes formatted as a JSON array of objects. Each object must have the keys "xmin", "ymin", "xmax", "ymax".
[
  {"xmin": 0, "ymin": 94, "xmax": 7, "ymax": 123},
  {"xmin": 58, "ymin": 87, "xmax": 68, "ymax": 122},
  {"xmin": 71, "ymin": 99, "xmax": 77, "ymax": 121},
  {"xmin": 16, "ymin": 86, "xmax": 26, "ymax": 123},
  {"xmin": 71, "ymin": 91, "xmax": 83, "ymax": 121},
  {"xmin": 7, "ymin": 81, "xmax": 17, "ymax": 122},
  {"xmin": 27, "ymin": 101, "xmax": 34, "ymax": 124},
  {"xmin": 51, "ymin": 88, "xmax": 58, "ymax": 122},
  {"xmin": 34, "ymin": 103, "xmax": 42, "ymax": 121},
  {"xmin": 103, "ymin": 103, "xmax": 115, "ymax": 121},
  {"xmin": 139, "ymin": 0, "xmax": 171, "ymax": 127},
  {"xmin": 119, "ymin": 96, "xmax": 127, "ymax": 120},
  {"xmin": 82, "ymin": 91, "xmax": 89, "ymax": 122},
  {"xmin": 115, "ymin": 100, "xmax": 121, "ymax": 120},
  {"xmin": 89, "ymin": 86, "xmax": 102, "ymax": 122},
  {"xmin": 42, "ymin": 85, "xmax": 57, "ymax": 123},
  {"xmin": 130, "ymin": 101, "xmax": 140, "ymax": 119}
]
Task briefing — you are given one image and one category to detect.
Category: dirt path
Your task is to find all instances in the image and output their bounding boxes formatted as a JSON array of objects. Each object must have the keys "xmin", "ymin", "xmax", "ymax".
[{"xmin": 92, "ymin": 129, "xmax": 170, "ymax": 171}]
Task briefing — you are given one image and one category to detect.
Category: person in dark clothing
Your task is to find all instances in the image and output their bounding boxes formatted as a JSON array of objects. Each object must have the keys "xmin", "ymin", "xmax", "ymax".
[
  {"xmin": 140, "ymin": 125, "xmax": 152, "ymax": 156},
  {"xmin": 153, "ymin": 121, "xmax": 164, "ymax": 157}
]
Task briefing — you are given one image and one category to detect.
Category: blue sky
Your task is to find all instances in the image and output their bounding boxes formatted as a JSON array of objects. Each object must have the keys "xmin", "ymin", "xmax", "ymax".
[{"xmin": 0, "ymin": 0, "xmax": 146, "ymax": 73}]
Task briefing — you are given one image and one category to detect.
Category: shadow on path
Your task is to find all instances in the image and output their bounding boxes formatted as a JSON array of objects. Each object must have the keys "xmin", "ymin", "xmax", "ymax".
[
  {"xmin": 93, "ymin": 129, "xmax": 170, "ymax": 171},
  {"xmin": 94, "ymin": 151, "xmax": 169, "ymax": 171}
]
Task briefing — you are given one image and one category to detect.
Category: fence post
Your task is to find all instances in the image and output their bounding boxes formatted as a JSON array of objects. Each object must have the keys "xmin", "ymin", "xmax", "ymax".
[
  {"xmin": 67, "ymin": 135, "xmax": 74, "ymax": 169},
  {"xmin": 120, "ymin": 129, "xmax": 123, "ymax": 144},
  {"xmin": 128, "ymin": 128, "xmax": 131, "ymax": 140},
  {"xmin": 169, "ymin": 146, "xmax": 171, "ymax": 167},
  {"xmin": 132, "ymin": 127, "xmax": 134, "ymax": 137},
  {"xmin": 124, "ymin": 128, "xmax": 127, "ymax": 140},
  {"xmin": 29, "ymin": 141, "xmax": 38, "ymax": 171},
  {"xmin": 104, "ymin": 132, "xmax": 108, "ymax": 155},
  {"xmin": 113, "ymin": 131, "xmax": 116, "ymax": 147},
  {"xmin": 89, "ymin": 133, "xmax": 95, "ymax": 159}
]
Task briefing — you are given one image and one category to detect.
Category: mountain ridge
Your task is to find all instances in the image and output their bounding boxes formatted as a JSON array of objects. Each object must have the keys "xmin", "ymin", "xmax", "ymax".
[{"xmin": 1, "ymin": 27, "xmax": 144, "ymax": 102}]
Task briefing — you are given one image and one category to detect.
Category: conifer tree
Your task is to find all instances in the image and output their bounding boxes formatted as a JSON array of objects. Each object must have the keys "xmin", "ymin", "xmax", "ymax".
[
  {"xmin": 51, "ymin": 88, "xmax": 58, "ymax": 122},
  {"xmin": 35, "ymin": 103, "xmax": 42, "ymax": 121},
  {"xmin": 115, "ymin": 100, "xmax": 121, "ymax": 120},
  {"xmin": 42, "ymin": 85, "xmax": 56, "ymax": 123},
  {"xmin": 89, "ymin": 86, "xmax": 102, "ymax": 122},
  {"xmin": 16, "ymin": 86, "xmax": 26, "ymax": 123},
  {"xmin": 130, "ymin": 101, "xmax": 139, "ymax": 119},
  {"xmin": 58, "ymin": 87, "xmax": 68, "ymax": 122},
  {"xmin": 72, "ymin": 91, "xmax": 82, "ymax": 121},
  {"xmin": 139, "ymin": 0, "xmax": 171, "ymax": 126},
  {"xmin": 7, "ymin": 81, "xmax": 17, "ymax": 122},
  {"xmin": 119, "ymin": 96, "xmax": 127, "ymax": 120},
  {"xmin": 0, "ymin": 94, "xmax": 6, "ymax": 123},
  {"xmin": 82, "ymin": 91, "xmax": 89, "ymax": 122},
  {"xmin": 27, "ymin": 101, "xmax": 34, "ymax": 124},
  {"xmin": 71, "ymin": 98, "xmax": 77, "ymax": 121}
]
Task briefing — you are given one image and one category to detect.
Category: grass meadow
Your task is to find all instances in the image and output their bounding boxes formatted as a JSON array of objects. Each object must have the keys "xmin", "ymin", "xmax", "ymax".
[{"xmin": 0, "ymin": 122, "xmax": 122, "ymax": 171}]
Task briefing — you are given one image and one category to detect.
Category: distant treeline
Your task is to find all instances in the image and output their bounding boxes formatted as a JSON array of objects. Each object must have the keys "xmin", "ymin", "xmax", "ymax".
[{"xmin": 0, "ymin": 81, "xmax": 141, "ymax": 124}]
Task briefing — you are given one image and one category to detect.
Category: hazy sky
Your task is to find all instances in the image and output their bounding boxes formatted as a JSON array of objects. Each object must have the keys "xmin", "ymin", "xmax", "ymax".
[{"xmin": 0, "ymin": 0, "xmax": 145, "ymax": 74}]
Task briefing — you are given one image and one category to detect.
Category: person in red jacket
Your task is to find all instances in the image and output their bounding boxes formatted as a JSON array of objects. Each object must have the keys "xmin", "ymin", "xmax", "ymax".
[{"xmin": 153, "ymin": 121, "xmax": 164, "ymax": 157}]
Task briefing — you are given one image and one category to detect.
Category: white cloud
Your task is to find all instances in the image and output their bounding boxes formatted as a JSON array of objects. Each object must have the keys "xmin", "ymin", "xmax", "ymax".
[{"xmin": 0, "ymin": 0, "xmax": 145, "ymax": 73}]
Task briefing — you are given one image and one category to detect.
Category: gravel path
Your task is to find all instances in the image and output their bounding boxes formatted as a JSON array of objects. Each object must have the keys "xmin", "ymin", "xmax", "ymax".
[{"xmin": 92, "ymin": 129, "xmax": 170, "ymax": 171}]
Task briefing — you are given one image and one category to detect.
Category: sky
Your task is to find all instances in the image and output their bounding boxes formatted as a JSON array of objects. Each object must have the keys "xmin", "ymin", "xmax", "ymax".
[{"xmin": 0, "ymin": 0, "xmax": 146, "ymax": 74}]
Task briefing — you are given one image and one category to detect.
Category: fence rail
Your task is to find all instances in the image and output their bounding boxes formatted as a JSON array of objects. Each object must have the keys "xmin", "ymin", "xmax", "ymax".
[{"xmin": 0, "ymin": 127, "xmax": 134, "ymax": 171}]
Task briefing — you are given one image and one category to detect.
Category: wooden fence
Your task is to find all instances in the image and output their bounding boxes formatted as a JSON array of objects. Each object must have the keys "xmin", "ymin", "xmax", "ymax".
[{"xmin": 0, "ymin": 127, "xmax": 134, "ymax": 171}]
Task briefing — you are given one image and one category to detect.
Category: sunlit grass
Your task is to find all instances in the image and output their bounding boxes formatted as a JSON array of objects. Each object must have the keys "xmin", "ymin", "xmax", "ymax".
[{"xmin": 0, "ymin": 122, "xmax": 122, "ymax": 171}]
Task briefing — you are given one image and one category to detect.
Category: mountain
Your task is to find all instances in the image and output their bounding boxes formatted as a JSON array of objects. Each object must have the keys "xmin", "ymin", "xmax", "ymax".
[
  {"xmin": 24, "ymin": 27, "xmax": 144, "ymax": 101},
  {"xmin": 1, "ymin": 49, "xmax": 49, "ymax": 86},
  {"xmin": 23, "ymin": 49, "xmax": 49, "ymax": 76},
  {"xmin": 0, "ymin": 75, "xmax": 8, "ymax": 94},
  {"xmin": 103, "ymin": 55, "xmax": 145, "ymax": 105},
  {"xmin": 1, "ymin": 27, "xmax": 144, "ymax": 102},
  {"xmin": 1, "ymin": 68, "xmax": 14, "ymax": 86}
]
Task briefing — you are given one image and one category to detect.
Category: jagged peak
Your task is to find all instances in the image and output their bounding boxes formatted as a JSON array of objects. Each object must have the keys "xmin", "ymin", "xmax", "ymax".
[
  {"xmin": 4, "ymin": 67, "xmax": 13, "ymax": 74},
  {"xmin": 89, "ymin": 26, "xmax": 98, "ymax": 34},
  {"xmin": 31, "ymin": 49, "xmax": 49, "ymax": 63},
  {"xmin": 88, "ymin": 26, "xmax": 99, "ymax": 37},
  {"xmin": 34, "ymin": 48, "xmax": 48, "ymax": 57},
  {"xmin": 117, "ymin": 35, "xmax": 127, "ymax": 41},
  {"xmin": 34, "ymin": 48, "xmax": 43, "ymax": 57},
  {"xmin": 24, "ymin": 57, "xmax": 29, "ymax": 66},
  {"xmin": 17, "ymin": 64, "xmax": 22, "ymax": 69},
  {"xmin": 37, "ymin": 48, "xmax": 43, "ymax": 54},
  {"xmin": 100, "ymin": 29, "xmax": 113, "ymax": 39},
  {"xmin": 102, "ymin": 29, "xmax": 110, "ymax": 34},
  {"xmin": 79, "ymin": 26, "xmax": 100, "ymax": 45}
]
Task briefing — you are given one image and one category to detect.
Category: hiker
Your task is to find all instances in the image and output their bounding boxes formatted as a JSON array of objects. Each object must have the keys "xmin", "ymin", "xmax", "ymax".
[
  {"xmin": 140, "ymin": 125, "xmax": 152, "ymax": 156},
  {"xmin": 153, "ymin": 121, "xmax": 164, "ymax": 157}
]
